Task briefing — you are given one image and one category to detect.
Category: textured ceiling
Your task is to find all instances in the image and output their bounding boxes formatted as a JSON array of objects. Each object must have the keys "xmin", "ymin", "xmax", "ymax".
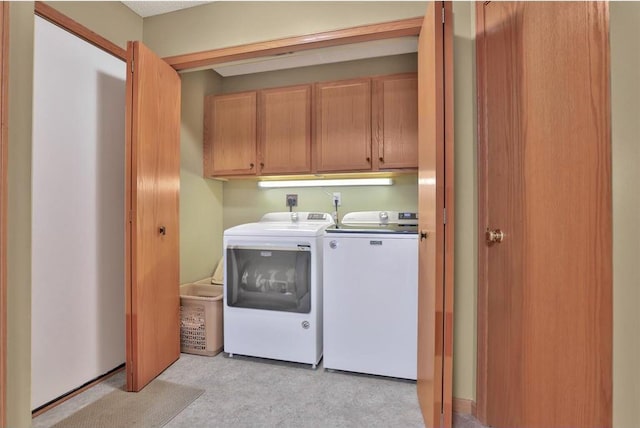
[{"xmin": 121, "ymin": 1, "xmax": 215, "ymax": 18}]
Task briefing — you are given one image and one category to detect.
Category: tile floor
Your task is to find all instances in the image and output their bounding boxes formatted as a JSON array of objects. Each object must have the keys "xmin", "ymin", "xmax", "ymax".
[{"xmin": 34, "ymin": 353, "xmax": 486, "ymax": 428}]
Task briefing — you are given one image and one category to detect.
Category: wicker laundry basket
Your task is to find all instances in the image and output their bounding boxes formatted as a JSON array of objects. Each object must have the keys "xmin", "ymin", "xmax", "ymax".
[{"xmin": 179, "ymin": 278, "xmax": 223, "ymax": 356}]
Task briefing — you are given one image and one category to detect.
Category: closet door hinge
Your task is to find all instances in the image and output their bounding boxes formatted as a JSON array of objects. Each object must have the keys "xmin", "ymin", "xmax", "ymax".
[
  {"xmin": 443, "ymin": 208, "xmax": 447, "ymax": 225},
  {"xmin": 442, "ymin": 7, "xmax": 445, "ymax": 24}
]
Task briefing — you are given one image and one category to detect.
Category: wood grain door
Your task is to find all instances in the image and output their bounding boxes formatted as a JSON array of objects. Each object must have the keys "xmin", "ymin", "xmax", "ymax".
[
  {"xmin": 125, "ymin": 41, "xmax": 181, "ymax": 392},
  {"xmin": 258, "ymin": 84, "xmax": 311, "ymax": 174},
  {"xmin": 372, "ymin": 73, "xmax": 418, "ymax": 170},
  {"xmin": 476, "ymin": 3, "xmax": 612, "ymax": 427},
  {"xmin": 204, "ymin": 91, "xmax": 257, "ymax": 176},
  {"xmin": 417, "ymin": 2, "xmax": 454, "ymax": 427},
  {"xmin": 314, "ymin": 78, "xmax": 372, "ymax": 172}
]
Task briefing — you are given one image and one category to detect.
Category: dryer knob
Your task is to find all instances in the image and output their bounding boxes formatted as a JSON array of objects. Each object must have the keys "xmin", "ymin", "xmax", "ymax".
[{"xmin": 329, "ymin": 240, "xmax": 338, "ymax": 249}]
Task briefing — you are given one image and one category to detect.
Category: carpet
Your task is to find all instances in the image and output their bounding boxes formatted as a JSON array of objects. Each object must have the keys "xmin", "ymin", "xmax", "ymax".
[{"xmin": 51, "ymin": 380, "xmax": 204, "ymax": 428}]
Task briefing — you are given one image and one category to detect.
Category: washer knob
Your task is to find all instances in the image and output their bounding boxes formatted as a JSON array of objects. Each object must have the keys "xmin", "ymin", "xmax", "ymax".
[
  {"xmin": 329, "ymin": 240, "xmax": 338, "ymax": 249},
  {"xmin": 379, "ymin": 211, "xmax": 389, "ymax": 223}
]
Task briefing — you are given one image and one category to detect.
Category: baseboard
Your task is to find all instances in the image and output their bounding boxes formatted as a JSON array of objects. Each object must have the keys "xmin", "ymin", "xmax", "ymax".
[
  {"xmin": 452, "ymin": 397, "xmax": 476, "ymax": 416},
  {"xmin": 32, "ymin": 364, "xmax": 125, "ymax": 418}
]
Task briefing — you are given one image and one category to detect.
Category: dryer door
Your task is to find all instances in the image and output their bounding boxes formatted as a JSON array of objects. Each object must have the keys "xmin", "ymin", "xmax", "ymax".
[{"xmin": 226, "ymin": 246, "xmax": 311, "ymax": 313}]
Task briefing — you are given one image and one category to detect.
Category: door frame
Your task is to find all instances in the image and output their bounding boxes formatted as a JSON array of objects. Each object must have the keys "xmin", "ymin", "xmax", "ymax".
[
  {"xmin": 163, "ymin": 17, "xmax": 425, "ymax": 71},
  {"xmin": 33, "ymin": 2, "xmax": 125, "ymax": 60}
]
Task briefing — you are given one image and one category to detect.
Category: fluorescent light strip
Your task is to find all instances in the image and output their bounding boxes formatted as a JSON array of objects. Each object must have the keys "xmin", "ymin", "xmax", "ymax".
[{"xmin": 257, "ymin": 178, "xmax": 394, "ymax": 188}]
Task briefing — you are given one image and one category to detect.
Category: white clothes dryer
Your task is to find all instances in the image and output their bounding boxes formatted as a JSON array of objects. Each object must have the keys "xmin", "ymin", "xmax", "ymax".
[{"xmin": 223, "ymin": 212, "xmax": 334, "ymax": 368}]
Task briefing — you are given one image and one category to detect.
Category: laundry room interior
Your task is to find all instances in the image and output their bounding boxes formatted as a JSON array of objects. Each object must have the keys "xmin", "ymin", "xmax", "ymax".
[
  {"xmin": 180, "ymin": 53, "xmax": 422, "ymax": 278},
  {"xmin": 4, "ymin": 1, "xmax": 640, "ymax": 428}
]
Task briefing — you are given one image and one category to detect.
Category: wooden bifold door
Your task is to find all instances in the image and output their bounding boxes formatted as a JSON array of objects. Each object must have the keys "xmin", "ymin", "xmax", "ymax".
[
  {"xmin": 417, "ymin": 2, "xmax": 454, "ymax": 427},
  {"xmin": 125, "ymin": 41, "xmax": 181, "ymax": 392}
]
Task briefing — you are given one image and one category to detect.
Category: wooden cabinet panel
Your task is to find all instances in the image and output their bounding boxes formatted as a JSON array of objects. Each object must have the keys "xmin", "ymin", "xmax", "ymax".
[
  {"xmin": 258, "ymin": 85, "xmax": 311, "ymax": 174},
  {"xmin": 204, "ymin": 91, "xmax": 257, "ymax": 176},
  {"xmin": 203, "ymin": 73, "xmax": 418, "ymax": 178},
  {"xmin": 315, "ymin": 78, "xmax": 372, "ymax": 172},
  {"xmin": 373, "ymin": 74, "xmax": 418, "ymax": 169}
]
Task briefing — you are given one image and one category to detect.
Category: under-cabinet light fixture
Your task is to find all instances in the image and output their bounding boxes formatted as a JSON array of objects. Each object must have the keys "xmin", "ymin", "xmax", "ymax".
[{"xmin": 257, "ymin": 178, "xmax": 394, "ymax": 188}]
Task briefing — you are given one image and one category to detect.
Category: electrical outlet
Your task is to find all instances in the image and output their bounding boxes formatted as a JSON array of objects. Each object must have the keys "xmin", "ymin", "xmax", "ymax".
[
  {"xmin": 286, "ymin": 194, "xmax": 298, "ymax": 207},
  {"xmin": 332, "ymin": 192, "xmax": 342, "ymax": 207}
]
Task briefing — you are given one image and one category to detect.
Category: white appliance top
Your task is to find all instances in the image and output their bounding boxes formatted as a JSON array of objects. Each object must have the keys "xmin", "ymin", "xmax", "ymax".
[
  {"xmin": 327, "ymin": 211, "xmax": 418, "ymax": 235},
  {"xmin": 224, "ymin": 212, "xmax": 335, "ymax": 238},
  {"xmin": 341, "ymin": 211, "xmax": 418, "ymax": 226}
]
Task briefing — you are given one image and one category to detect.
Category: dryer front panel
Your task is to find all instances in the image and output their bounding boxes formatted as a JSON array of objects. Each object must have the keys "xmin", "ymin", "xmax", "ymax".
[{"xmin": 226, "ymin": 245, "xmax": 312, "ymax": 314}]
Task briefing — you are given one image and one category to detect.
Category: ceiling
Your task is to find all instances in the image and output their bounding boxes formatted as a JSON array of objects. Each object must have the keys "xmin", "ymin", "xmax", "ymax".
[{"xmin": 121, "ymin": 1, "xmax": 215, "ymax": 18}]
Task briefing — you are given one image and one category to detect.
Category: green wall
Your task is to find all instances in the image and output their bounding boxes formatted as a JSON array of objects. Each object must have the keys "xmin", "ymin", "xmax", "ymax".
[
  {"xmin": 223, "ymin": 175, "xmax": 418, "ymax": 230},
  {"xmin": 179, "ymin": 70, "xmax": 225, "ymax": 283},
  {"xmin": 610, "ymin": 3, "xmax": 640, "ymax": 427},
  {"xmin": 451, "ymin": 1, "xmax": 477, "ymax": 402},
  {"xmin": 143, "ymin": 1, "xmax": 427, "ymax": 58},
  {"xmin": 7, "ymin": 4, "xmax": 34, "ymax": 426}
]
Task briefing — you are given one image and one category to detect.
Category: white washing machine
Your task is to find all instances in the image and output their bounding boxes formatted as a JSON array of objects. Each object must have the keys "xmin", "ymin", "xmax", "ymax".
[
  {"xmin": 323, "ymin": 211, "xmax": 418, "ymax": 380},
  {"xmin": 223, "ymin": 212, "xmax": 334, "ymax": 368}
]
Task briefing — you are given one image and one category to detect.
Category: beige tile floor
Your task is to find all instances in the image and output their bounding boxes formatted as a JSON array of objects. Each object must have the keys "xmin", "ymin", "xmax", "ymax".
[{"xmin": 34, "ymin": 353, "xmax": 486, "ymax": 428}]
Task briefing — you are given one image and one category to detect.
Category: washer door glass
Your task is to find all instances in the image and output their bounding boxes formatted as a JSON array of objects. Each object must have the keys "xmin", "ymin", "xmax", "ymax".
[{"xmin": 226, "ymin": 246, "xmax": 311, "ymax": 313}]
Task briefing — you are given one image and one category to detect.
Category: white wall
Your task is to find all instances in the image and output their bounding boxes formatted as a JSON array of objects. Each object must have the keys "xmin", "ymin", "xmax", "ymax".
[{"xmin": 31, "ymin": 16, "xmax": 126, "ymax": 409}]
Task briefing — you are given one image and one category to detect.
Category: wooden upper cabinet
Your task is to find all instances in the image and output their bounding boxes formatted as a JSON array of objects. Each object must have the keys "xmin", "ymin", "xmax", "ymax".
[
  {"xmin": 258, "ymin": 85, "xmax": 311, "ymax": 174},
  {"xmin": 203, "ymin": 73, "xmax": 418, "ymax": 178},
  {"xmin": 372, "ymin": 74, "xmax": 418, "ymax": 169},
  {"xmin": 315, "ymin": 78, "xmax": 372, "ymax": 172},
  {"xmin": 204, "ymin": 91, "xmax": 257, "ymax": 176}
]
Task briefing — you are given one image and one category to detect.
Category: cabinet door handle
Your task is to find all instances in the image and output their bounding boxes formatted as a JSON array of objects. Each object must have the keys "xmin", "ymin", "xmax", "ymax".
[
  {"xmin": 250, "ymin": 163, "xmax": 254, "ymax": 169},
  {"xmin": 366, "ymin": 157, "xmax": 371, "ymax": 163},
  {"xmin": 379, "ymin": 157, "xmax": 384, "ymax": 163},
  {"xmin": 260, "ymin": 162, "xmax": 265, "ymax": 169}
]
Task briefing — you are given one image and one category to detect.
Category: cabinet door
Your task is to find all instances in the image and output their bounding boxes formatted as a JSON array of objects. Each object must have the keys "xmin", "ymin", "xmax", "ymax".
[
  {"xmin": 258, "ymin": 85, "xmax": 311, "ymax": 174},
  {"xmin": 372, "ymin": 74, "xmax": 418, "ymax": 169},
  {"xmin": 315, "ymin": 78, "xmax": 372, "ymax": 172},
  {"xmin": 204, "ymin": 92, "xmax": 257, "ymax": 176}
]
